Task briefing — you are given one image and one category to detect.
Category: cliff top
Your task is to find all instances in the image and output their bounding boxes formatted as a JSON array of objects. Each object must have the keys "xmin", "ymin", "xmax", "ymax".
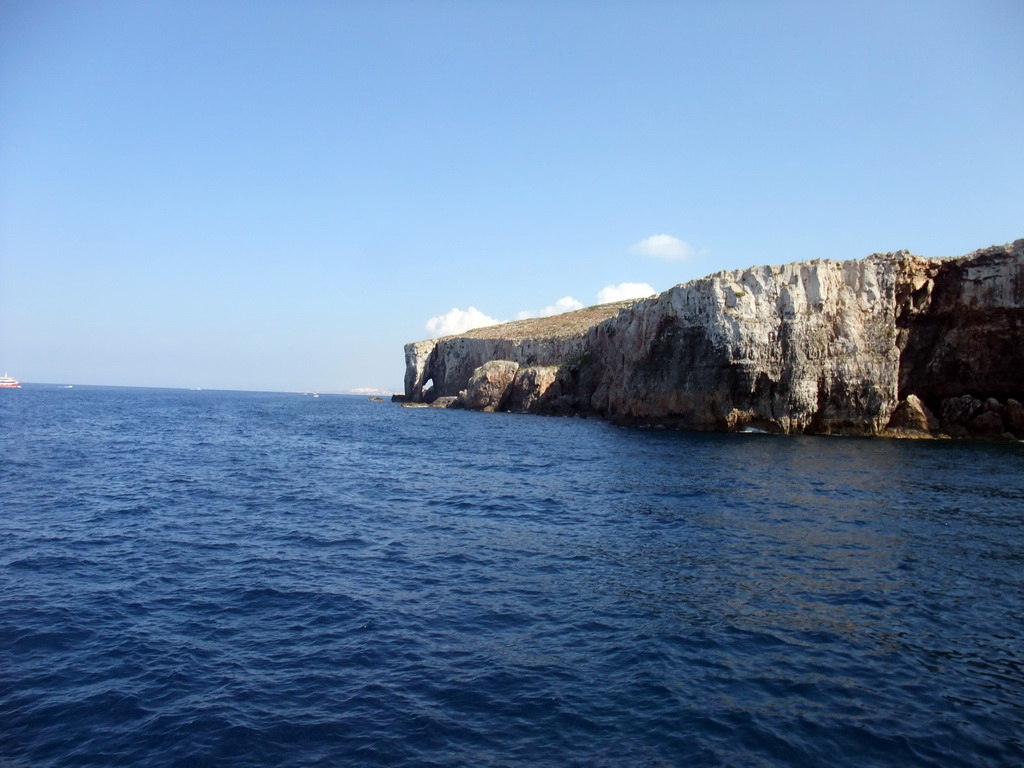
[
  {"xmin": 450, "ymin": 300, "xmax": 635, "ymax": 341},
  {"xmin": 421, "ymin": 240, "xmax": 1022, "ymax": 347}
]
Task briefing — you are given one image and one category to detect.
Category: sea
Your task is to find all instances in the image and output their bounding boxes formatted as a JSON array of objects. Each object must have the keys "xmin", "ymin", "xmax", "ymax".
[{"xmin": 2, "ymin": 385, "xmax": 1023, "ymax": 767}]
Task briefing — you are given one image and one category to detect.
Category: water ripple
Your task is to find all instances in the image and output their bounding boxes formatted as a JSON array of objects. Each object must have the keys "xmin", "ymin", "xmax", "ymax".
[{"xmin": 2, "ymin": 387, "xmax": 1023, "ymax": 767}]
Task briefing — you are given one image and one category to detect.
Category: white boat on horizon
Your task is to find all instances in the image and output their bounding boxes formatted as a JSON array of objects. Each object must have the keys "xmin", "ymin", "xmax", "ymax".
[{"xmin": 0, "ymin": 373, "xmax": 21, "ymax": 388}]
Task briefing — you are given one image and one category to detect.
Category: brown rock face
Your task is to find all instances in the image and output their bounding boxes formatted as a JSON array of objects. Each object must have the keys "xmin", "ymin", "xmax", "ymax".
[
  {"xmin": 886, "ymin": 394, "xmax": 939, "ymax": 435},
  {"xmin": 507, "ymin": 366, "xmax": 560, "ymax": 413},
  {"xmin": 402, "ymin": 240, "xmax": 1023, "ymax": 439},
  {"xmin": 940, "ymin": 395, "xmax": 983, "ymax": 437},
  {"xmin": 896, "ymin": 241, "xmax": 1024, "ymax": 412},
  {"xmin": 937, "ymin": 394, "xmax": 1021, "ymax": 440},
  {"xmin": 458, "ymin": 360, "xmax": 520, "ymax": 412},
  {"xmin": 1006, "ymin": 400, "xmax": 1024, "ymax": 433},
  {"xmin": 968, "ymin": 410, "xmax": 1007, "ymax": 440}
]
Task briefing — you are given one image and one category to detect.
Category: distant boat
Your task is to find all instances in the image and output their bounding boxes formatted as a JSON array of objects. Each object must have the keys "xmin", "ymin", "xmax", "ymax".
[{"xmin": 0, "ymin": 374, "xmax": 20, "ymax": 388}]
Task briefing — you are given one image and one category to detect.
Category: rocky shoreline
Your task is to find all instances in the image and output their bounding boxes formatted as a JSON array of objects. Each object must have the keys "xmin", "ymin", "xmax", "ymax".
[{"xmin": 399, "ymin": 239, "xmax": 1024, "ymax": 440}]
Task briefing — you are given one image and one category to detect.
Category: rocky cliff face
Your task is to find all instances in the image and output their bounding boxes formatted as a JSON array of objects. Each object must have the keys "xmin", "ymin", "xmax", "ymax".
[
  {"xmin": 584, "ymin": 254, "xmax": 903, "ymax": 434},
  {"xmin": 402, "ymin": 302, "xmax": 631, "ymax": 403},
  {"xmin": 403, "ymin": 240, "xmax": 1024, "ymax": 439},
  {"xmin": 894, "ymin": 241, "xmax": 1024, "ymax": 437}
]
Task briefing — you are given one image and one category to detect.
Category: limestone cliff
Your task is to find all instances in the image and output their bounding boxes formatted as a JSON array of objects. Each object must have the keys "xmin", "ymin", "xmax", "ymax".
[
  {"xmin": 403, "ymin": 240, "xmax": 1024, "ymax": 438},
  {"xmin": 403, "ymin": 302, "xmax": 632, "ymax": 403},
  {"xmin": 584, "ymin": 254, "xmax": 902, "ymax": 434}
]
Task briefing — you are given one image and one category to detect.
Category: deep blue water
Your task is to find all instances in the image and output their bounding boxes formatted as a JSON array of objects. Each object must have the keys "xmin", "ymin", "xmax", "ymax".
[{"xmin": 2, "ymin": 385, "xmax": 1023, "ymax": 767}]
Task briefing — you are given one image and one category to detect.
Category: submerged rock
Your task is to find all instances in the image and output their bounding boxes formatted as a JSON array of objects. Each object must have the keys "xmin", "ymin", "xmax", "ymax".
[{"xmin": 429, "ymin": 396, "xmax": 460, "ymax": 409}]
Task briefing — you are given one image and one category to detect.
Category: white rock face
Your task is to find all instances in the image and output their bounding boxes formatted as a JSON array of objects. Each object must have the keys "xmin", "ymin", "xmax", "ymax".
[
  {"xmin": 402, "ymin": 240, "xmax": 1024, "ymax": 437},
  {"xmin": 403, "ymin": 304, "xmax": 625, "ymax": 402},
  {"xmin": 586, "ymin": 254, "xmax": 903, "ymax": 433},
  {"xmin": 404, "ymin": 339, "xmax": 439, "ymax": 402}
]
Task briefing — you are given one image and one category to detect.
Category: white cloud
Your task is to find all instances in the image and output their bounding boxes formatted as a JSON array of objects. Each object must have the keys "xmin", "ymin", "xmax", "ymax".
[
  {"xmin": 425, "ymin": 306, "xmax": 501, "ymax": 337},
  {"xmin": 516, "ymin": 296, "xmax": 584, "ymax": 320},
  {"xmin": 631, "ymin": 234, "xmax": 696, "ymax": 261},
  {"xmin": 597, "ymin": 282, "xmax": 657, "ymax": 304}
]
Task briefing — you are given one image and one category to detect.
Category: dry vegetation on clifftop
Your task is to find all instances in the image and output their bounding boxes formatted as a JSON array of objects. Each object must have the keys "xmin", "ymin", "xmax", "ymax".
[{"xmin": 452, "ymin": 301, "xmax": 635, "ymax": 341}]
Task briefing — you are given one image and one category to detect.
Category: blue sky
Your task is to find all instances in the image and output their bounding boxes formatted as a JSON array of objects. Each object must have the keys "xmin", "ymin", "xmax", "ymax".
[{"xmin": 2, "ymin": 0, "xmax": 1021, "ymax": 393}]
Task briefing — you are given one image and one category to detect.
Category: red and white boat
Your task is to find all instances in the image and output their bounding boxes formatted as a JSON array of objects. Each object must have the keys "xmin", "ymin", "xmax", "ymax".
[{"xmin": 0, "ymin": 374, "xmax": 21, "ymax": 388}]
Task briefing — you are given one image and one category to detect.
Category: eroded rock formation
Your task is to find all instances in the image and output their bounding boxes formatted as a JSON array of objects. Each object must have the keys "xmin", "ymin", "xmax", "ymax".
[
  {"xmin": 584, "ymin": 254, "xmax": 902, "ymax": 435},
  {"xmin": 403, "ymin": 240, "xmax": 1024, "ymax": 439},
  {"xmin": 403, "ymin": 303, "xmax": 631, "ymax": 404}
]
